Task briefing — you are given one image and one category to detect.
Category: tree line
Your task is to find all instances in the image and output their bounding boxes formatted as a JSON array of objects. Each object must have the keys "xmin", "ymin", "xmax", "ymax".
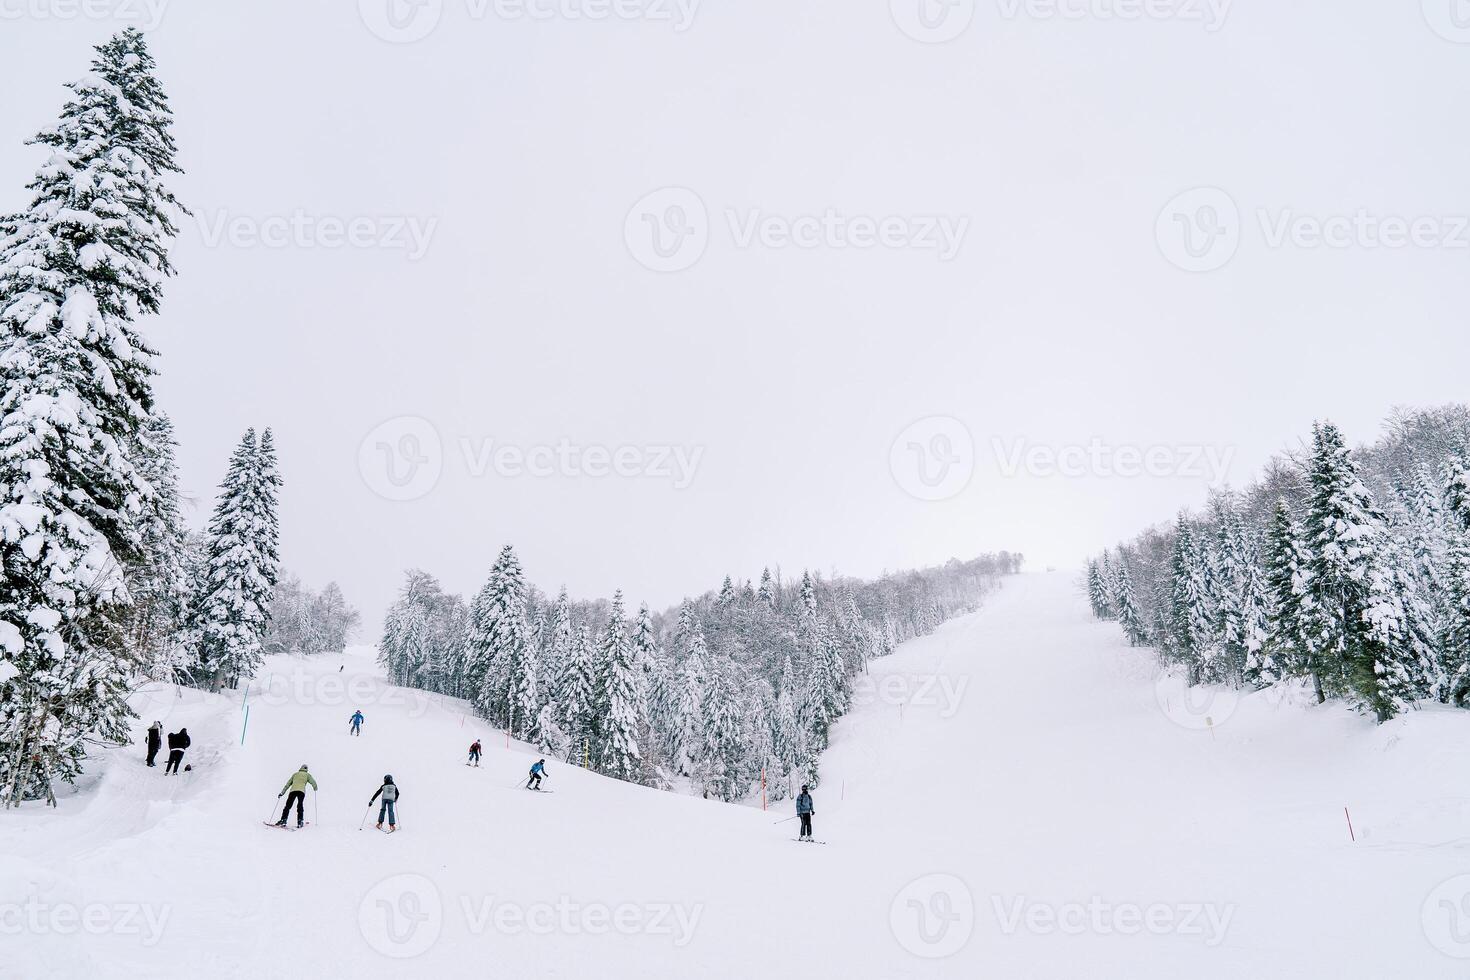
[
  {"xmin": 1088, "ymin": 406, "xmax": 1470, "ymax": 723},
  {"xmin": 379, "ymin": 550, "xmax": 1023, "ymax": 801}
]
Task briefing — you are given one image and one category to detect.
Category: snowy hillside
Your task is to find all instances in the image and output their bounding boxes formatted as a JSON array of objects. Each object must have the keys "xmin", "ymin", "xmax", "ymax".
[{"xmin": 4, "ymin": 572, "xmax": 1469, "ymax": 979}]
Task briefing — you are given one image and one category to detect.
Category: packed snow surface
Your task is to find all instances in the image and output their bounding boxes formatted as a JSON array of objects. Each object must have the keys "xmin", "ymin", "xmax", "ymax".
[{"xmin": 3, "ymin": 572, "xmax": 1469, "ymax": 978}]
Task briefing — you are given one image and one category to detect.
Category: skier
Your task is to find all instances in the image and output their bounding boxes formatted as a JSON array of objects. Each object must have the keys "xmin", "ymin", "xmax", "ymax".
[
  {"xmin": 796, "ymin": 784, "xmax": 815, "ymax": 841},
  {"xmin": 275, "ymin": 765, "xmax": 318, "ymax": 828},
  {"xmin": 349, "ymin": 710, "xmax": 365, "ymax": 736},
  {"xmin": 369, "ymin": 775, "xmax": 400, "ymax": 831},
  {"xmin": 526, "ymin": 759, "xmax": 548, "ymax": 790},
  {"xmin": 164, "ymin": 727, "xmax": 191, "ymax": 775},
  {"xmin": 145, "ymin": 721, "xmax": 162, "ymax": 768},
  {"xmin": 468, "ymin": 740, "xmax": 482, "ymax": 767}
]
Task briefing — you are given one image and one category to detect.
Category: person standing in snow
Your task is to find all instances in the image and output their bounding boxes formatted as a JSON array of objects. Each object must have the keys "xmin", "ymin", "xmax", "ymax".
[
  {"xmin": 165, "ymin": 727, "xmax": 191, "ymax": 775},
  {"xmin": 526, "ymin": 759, "xmax": 547, "ymax": 790},
  {"xmin": 369, "ymin": 775, "xmax": 400, "ymax": 830},
  {"xmin": 145, "ymin": 721, "xmax": 163, "ymax": 768},
  {"xmin": 349, "ymin": 710, "xmax": 365, "ymax": 736},
  {"xmin": 796, "ymin": 785, "xmax": 815, "ymax": 841},
  {"xmin": 275, "ymin": 765, "xmax": 318, "ymax": 828},
  {"xmin": 468, "ymin": 740, "xmax": 482, "ymax": 767}
]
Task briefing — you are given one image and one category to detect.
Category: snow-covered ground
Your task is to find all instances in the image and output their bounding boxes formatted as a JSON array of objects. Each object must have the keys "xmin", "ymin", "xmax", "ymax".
[{"xmin": 4, "ymin": 572, "xmax": 1470, "ymax": 978}]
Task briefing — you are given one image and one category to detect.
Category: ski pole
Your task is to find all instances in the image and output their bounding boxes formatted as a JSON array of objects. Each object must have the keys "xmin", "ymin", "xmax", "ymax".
[
  {"xmin": 358, "ymin": 803, "xmax": 373, "ymax": 831},
  {"xmin": 772, "ymin": 815, "xmax": 799, "ymax": 825}
]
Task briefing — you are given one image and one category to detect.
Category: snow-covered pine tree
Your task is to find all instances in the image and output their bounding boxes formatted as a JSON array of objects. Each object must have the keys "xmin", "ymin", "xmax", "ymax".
[
  {"xmin": 700, "ymin": 660, "xmax": 745, "ymax": 801},
  {"xmin": 1167, "ymin": 517, "xmax": 1215, "ymax": 684},
  {"xmin": 0, "ymin": 29, "xmax": 185, "ymax": 806},
  {"xmin": 717, "ymin": 575, "xmax": 736, "ymax": 607},
  {"xmin": 557, "ymin": 622, "xmax": 597, "ymax": 763},
  {"xmin": 1302, "ymin": 422, "xmax": 1414, "ymax": 722},
  {"xmin": 757, "ymin": 567, "xmax": 776, "ymax": 608},
  {"xmin": 1114, "ymin": 555, "xmax": 1149, "ymax": 647},
  {"xmin": 1086, "ymin": 560, "xmax": 1110, "ymax": 619},
  {"xmin": 187, "ymin": 428, "xmax": 282, "ymax": 691},
  {"xmin": 125, "ymin": 411, "xmax": 190, "ymax": 679},
  {"xmin": 468, "ymin": 544, "xmax": 529, "ymax": 728},
  {"xmin": 666, "ymin": 616, "xmax": 709, "ymax": 776},
  {"xmin": 593, "ymin": 591, "xmax": 645, "ymax": 782}
]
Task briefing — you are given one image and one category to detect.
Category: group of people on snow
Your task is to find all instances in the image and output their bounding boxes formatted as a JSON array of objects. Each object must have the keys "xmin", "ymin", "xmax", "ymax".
[{"xmin": 145, "ymin": 721, "xmax": 191, "ymax": 775}]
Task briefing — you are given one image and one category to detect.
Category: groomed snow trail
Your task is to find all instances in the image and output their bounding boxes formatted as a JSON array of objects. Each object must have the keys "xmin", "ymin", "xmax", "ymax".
[{"xmin": 4, "ymin": 572, "xmax": 1469, "ymax": 978}]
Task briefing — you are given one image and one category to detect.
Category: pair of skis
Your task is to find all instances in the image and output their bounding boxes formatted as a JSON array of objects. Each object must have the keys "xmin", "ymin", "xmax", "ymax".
[{"xmin": 263, "ymin": 821, "xmax": 310, "ymax": 831}]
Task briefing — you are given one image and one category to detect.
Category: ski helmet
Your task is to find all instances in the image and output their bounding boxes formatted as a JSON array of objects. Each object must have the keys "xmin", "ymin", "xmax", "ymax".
[{"xmin": 384, "ymin": 775, "xmax": 393, "ymax": 782}]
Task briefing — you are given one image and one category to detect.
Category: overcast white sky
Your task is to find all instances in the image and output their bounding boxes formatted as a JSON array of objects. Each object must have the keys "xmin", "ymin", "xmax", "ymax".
[{"xmin": 2, "ymin": 0, "xmax": 1466, "ymax": 630}]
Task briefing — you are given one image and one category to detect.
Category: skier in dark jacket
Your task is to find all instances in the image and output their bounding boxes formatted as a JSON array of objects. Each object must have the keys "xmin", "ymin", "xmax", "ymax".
[
  {"xmin": 349, "ymin": 710, "xmax": 365, "ymax": 736},
  {"xmin": 145, "ymin": 721, "xmax": 163, "ymax": 767},
  {"xmin": 526, "ymin": 759, "xmax": 547, "ymax": 790},
  {"xmin": 165, "ymin": 728, "xmax": 191, "ymax": 775},
  {"xmin": 796, "ymin": 785, "xmax": 815, "ymax": 841},
  {"xmin": 468, "ymin": 740, "xmax": 482, "ymax": 767},
  {"xmin": 369, "ymin": 775, "xmax": 400, "ymax": 830}
]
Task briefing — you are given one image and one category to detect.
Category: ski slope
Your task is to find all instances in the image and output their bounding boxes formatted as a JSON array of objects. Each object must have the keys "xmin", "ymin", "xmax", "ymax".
[{"xmin": 4, "ymin": 572, "xmax": 1470, "ymax": 978}]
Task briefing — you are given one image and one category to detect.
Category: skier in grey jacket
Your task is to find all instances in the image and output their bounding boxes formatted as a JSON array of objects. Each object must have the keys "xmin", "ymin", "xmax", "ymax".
[
  {"xmin": 369, "ymin": 775, "xmax": 400, "ymax": 830},
  {"xmin": 796, "ymin": 785, "xmax": 815, "ymax": 841}
]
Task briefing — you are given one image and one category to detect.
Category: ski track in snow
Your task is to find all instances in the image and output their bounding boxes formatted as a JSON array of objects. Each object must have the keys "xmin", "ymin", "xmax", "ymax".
[{"xmin": 3, "ymin": 572, "xmax": 1469, "ymax": 978}]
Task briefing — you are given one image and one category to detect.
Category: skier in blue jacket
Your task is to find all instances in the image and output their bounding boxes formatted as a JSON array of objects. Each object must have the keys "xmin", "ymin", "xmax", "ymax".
[
  {"xmin": 526, "ymin": 759, "xmax": 548, "ymax": 790},
  {"xmin": 349, "ymin": 710, "xmax": 365, "ymax": 736},
  {"xmin": 796, "ymin": 785, "xmax": 815, "ymax": 841}
]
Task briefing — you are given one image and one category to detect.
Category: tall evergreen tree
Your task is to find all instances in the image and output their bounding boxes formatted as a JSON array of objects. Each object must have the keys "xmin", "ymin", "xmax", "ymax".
[
  {"xmin": 0, "ymin": 29, "xmax": 184, "ymax": 806},
  {"xmin": 187, "ymin": 428, "xmax": 281, "ymax": 691},
  {"xmin": 593, "ymin": 592, "xmax": 644, "ymax": 782},
  {"xmin": 468, "ymin": 545, "xmax": 529, "ymax": 727}
]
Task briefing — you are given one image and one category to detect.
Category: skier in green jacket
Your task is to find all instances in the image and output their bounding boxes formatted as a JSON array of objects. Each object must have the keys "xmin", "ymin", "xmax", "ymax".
[{"xmin": 274, "ymin": 765, "xmax": 318, "ymax": 828}]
